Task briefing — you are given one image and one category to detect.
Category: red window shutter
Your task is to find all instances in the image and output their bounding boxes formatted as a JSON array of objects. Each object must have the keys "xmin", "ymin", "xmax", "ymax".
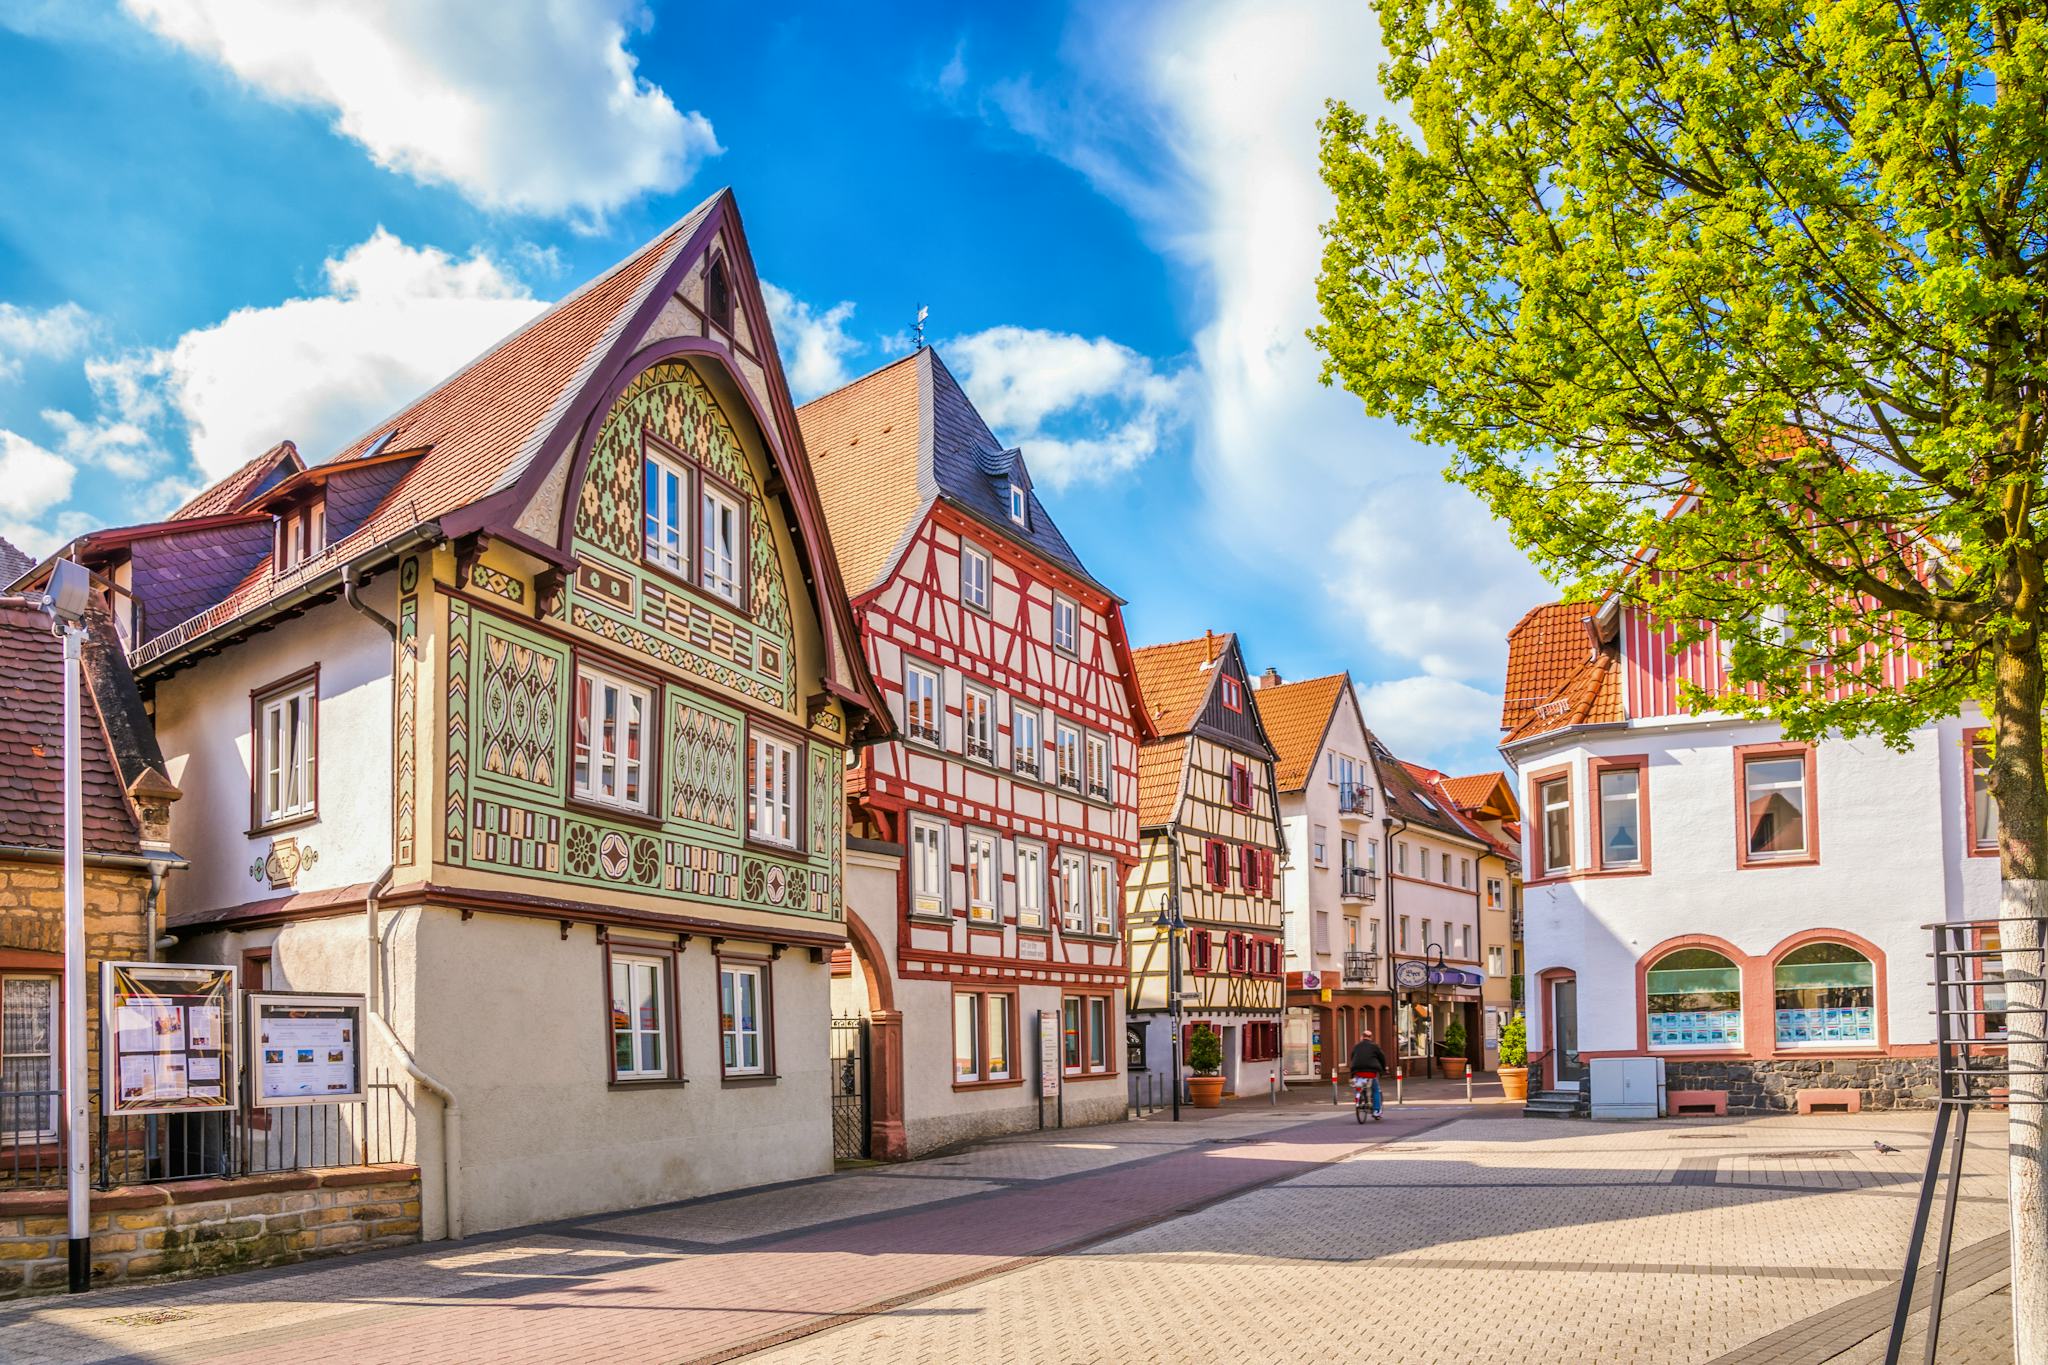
[{"xmin": 1260, "ymin": 848, "xmax": 1274, "ymax": 895}]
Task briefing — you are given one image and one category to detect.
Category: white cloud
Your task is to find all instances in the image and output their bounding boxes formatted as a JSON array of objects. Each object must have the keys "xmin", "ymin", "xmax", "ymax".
[
  {"xmin": 97, "ymin": 228, "xmax": 545, "ymax": 481},
  {"xmin": 0, "ymin": 302, "xmax": 94, "ymax": 379},
  {"xmin": 121, "ymin": 0, "xmax": 719, "ymax": 219},
  {"xmin": 1358, "ymin": 675, "xmax": 1503, "ymax": 768},
  {"xmin": 762, "ymin": 283, "xmax": 865, "ymax": 404},
  {"xmin": 987, "ymin": 0, "xmax": 1549, "ymax": 759},
  {"xmin": 946, "ymin": 326, "xmax": 1187, "ymax": 489},
  {"xmin": 0, "ymin": 430, "xmax": 77, "ymax": 555}
]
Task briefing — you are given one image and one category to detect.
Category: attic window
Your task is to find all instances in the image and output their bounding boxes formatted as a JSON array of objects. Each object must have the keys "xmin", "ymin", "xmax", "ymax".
[
  {"xmin": 1008, "ymin": 483, "xmax": 1027, "ymax": 525},
  {"xmin": 1221, "ymin": 675, "xmax": 1243, "ymax": 712},
  {"xmin": 276, "ymin": 499, "xmax": 325, "ymax": 572},
  {"xmin": 705, "ymin": 253, "xmax": 733, "ymax": 332}
]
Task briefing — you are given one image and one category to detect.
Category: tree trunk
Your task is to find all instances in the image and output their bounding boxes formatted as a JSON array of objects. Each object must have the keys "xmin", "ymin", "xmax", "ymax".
[{"xmin": 1990, "ymin": 615, "xmax": 2048, "ymax": 1364}]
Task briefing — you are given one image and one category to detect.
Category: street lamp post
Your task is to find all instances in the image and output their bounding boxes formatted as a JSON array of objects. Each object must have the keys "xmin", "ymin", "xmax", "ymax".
[
  {"xmin": 31, "ymin": 561, "xmax": 94, "ymax": 1292},
  {"xmin": 1158, "ymin": 893, "xmax": 1187, "ymax": 1123}
]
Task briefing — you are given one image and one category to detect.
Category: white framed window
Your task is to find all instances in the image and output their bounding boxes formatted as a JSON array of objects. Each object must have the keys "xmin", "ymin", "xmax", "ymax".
[
  {"xmin": 911, "ymin": 818, "xmax": 949, "ymax": 916},
  {"xmin": 1538, "ymin": 776, "xmax": 1571, "ymax": 875},
  {"xmin": 277, "ymin": 502, "xmax": 325, "ymax": 571},
  {"xmin": 960, "ymin": 543, "xmax": 991, "ymax": 612},
  {"xmin": 719, "ymin": 961, "xmax": 768, "ymax": 1076},
  {"xmin": 1396, "ymin": 842, "xmax": 1408, "ymax": 874},
  {"xmin": 966, "ymin": 830, "xmax": 999, "ymax": 922},
  {"xmin": 1486, "ymin": 877, "xmax": 1504, "ymax": 911},
  {"xmin": 1, "ymin": 974, "xmax": 58, "ymax": 1139},
  {"xmin": 1398, "ymin": 916, "xmax": 1409, "ymax": 951},
  {"xmin": 643, "ymin": 444, "xmax": 689, "ymax": 574},
  {"xmin": 255, "ymin": 674, "xmax": 317, "ymax": 827},
  {"xmin": 1013, "ymin": 707, "xmax": 1041, "ymax": 779},
  {"xmin": 699, "ymin": 481, "xmax": 743, "ymax": 604},
  {"xmin": 1741, "ymin": 750, "xmax": 1812, "ymax": 862},
  {"xmin": 1460, "ymin": 858, "xmax": 1470, "ymax": 888},
  {"xmin": 953, "ymin": 989, "xmax": 1014, "ymax": 1082},
  {"xmin": 963, "ymin": 686, "xmax": 995, "ymax": 762},
  {"xmin": 1312, "ymin": 825, "xmax": 1328, "ymax": 866},
  {"xmin": 1058, "ymin": 851, "xmax": 1087, "ymax": 933},
  {"xmin": 1220, "ymin": 675, "xmax": 1242, "ymax": 712},
  {"xmin": 1441, "ymin": 853, "xmax": 1451, "ymax": 882},
  {"xmin": 1055, "ymin": 722, "xmax": 1083, "ymax": 792},
  {"xmin": 904, "ymin": 663, "xmax": 942, "ymax": 745},
  {"xmin": 1008, "ymin": 483, "xmax": 1027, "ymax": 524},
  {"xmin": 1015, "ymin": 841, "xmax": 1046, "ymax": 929},
  {"xmin": 1052, "ymin": 594, "xmax": 1078, "ymax": 654},
  {"xmin": 1969, "ymin": 732, "xmax": 1999, "ymax": 852},
  {"xmin": 1423, "ymin": 919, "xmax": 1433, "ymax": 952},
  {"xmin": 609, "ymin": 952, "xmax": 671, "ymax": 1081},
  {"xmin": 747, "ymin": 730, "xmax": 800, "ymax": 848},
  {"xmin": 574, "ymin": 666, "xmax": 651, "ymax": 812},
  {"xmin": 1088, "ymin": 857, "xmax": 1115, "ymax": 936},
  {"xmin": 1085, "ymin": 734, "xmax": 1110, "ymax": 800}
]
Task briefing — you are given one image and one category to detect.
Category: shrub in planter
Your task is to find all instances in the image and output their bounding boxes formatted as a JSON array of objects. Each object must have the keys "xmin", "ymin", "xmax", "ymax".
[
  {"xmin": 1437, "ymin": 1019, "xmax": 1469, "ymax": 1079},
  {"xmin": 1498, "ymin": 1011, "xmax": 1530, "ymax": 1101},
  {"xmin": 1187, "ymin": 1024, "xmax": 1225, "ymax": 1107}
]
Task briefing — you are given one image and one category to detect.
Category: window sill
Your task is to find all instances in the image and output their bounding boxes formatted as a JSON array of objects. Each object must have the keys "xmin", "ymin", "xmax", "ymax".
[
  {"xmin": 1736, "ymin": 854, "xmax": 1819, "ymax": 871},
  {"xmin": 720, "ymin": 1073, "xmax": 778, "ymax": 1088},
  {"xmin": 566, "ymin": 795, "xmax": 663, "ymax": 831},
  {"xmin": 744, "ymin": 835, "xmax": 806, "ymax": 859},
  {"xmin": 951, "ymin": 1076, "xmax": 1024, "ymax": 1091},
  {"xmin": 248, "ymin": 812, "xmax": 319, "ymax": 838},
  {"xmin": 608, "ymin": 1076, "xmax": 688, "ymax": 1091}
]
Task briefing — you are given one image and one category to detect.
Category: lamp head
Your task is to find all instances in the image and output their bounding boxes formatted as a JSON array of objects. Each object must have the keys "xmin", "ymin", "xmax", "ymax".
[{"xmin": 45, "ymin": 560, "xmax": 91, "ymax": 625}]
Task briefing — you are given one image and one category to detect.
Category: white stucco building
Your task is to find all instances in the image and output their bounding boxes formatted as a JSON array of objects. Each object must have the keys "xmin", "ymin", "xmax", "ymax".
[{"xmin": 1502, "ymin": 599, "xmax": 2000, "ymax": 1111}]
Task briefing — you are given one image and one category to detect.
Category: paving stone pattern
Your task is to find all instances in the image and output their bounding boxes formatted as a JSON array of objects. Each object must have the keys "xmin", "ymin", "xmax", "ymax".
[{"xmin": 0, "ymin": 1096, "xmax": 2019, "ymax": 1365}]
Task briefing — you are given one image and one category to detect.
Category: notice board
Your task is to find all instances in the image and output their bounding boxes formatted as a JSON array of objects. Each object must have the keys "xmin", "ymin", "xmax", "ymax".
[
  {"xmin": 100, "ymin": 961, "xmax": 237, "ymax": 1116},
  {"xmin": 248, "ymin": 993, "xmax": 366, "ymax": 1107}
]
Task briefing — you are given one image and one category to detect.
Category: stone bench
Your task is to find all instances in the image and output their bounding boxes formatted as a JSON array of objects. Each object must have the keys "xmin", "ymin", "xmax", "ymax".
[
  {"xmin": 1795, "ymin": 1087, "xmax": 1861, "ymax": 1115},
  {"xmin": 1668, "ymin": 1089, "xmax": 1727, "ymax": 1117}
]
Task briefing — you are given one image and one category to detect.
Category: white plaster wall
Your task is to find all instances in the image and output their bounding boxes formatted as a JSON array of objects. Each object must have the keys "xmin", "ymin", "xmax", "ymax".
[
  {"xmin": 401, "ymin": 908, "xmax": 832, "ymax": 1235},
  {"xmin": 1516, "ymin": 713, "xmax": 1992, "ymax": 1061},
  {"xmin": 155, "ymin": 588, "xmax": 397, "ymax": 915}
]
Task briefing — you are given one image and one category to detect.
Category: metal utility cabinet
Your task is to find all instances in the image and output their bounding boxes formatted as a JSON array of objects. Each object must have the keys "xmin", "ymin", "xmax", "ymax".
[{"xmin": 1589, "ymin": 1057, "xmax": 1666, "ymax": 1119}]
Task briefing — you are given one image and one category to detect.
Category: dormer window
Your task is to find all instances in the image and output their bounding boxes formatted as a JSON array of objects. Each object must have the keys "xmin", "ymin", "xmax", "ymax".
[
  {"xmin": 1221, "ymin": 675, "xmax": 1243, "ymax": 712},
  {"xmin": 1009, "ymin": 483, "xmax": 1027, "ymax": 525},
  {"xmin": 276, "ymin": 500, "xmax": 325, "ymax": 572},
  {"xmin": 705, "ymin": 253, "xmax": 733, "ymax": 332}
]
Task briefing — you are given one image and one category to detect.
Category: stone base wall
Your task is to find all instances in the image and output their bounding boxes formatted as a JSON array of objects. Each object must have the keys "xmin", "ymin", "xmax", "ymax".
[
  {"xmin": 905, "ymin": 1089, "xmax": 1128, "ymax": 1158},
  {"xmin": 0, "ymin": 1164, "xmax": 420, "ymax": 1299},
  {"xmin": 1663, "ymin": 1057, "xmax": 1951, "ymax": 1112}
]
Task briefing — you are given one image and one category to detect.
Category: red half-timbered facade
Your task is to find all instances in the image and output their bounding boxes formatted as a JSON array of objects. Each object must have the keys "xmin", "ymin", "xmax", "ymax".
[{"xmin": 801, "ymin": 348, "xmax": 1146, "ymax": 1156}]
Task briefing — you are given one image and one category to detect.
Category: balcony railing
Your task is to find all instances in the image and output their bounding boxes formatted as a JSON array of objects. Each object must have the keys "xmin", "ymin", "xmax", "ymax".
[
  {"xmin": 965, "ymin": 737, "xmax": 994, "ymax": 762},
  {"xmin": 1056, "ymin": 769, "xmax": 1082, "ymax": 793},
  {"xmin": 1510, "ymin": 911, "xmax": 1525, "ymax": 939},
  {"xmin": 1342, "ymin": 950, "xmax": 1377, "ymax": 985},
  {"xmin": 1338, "ymin": 782, "xmax": 1373, "ymax": 817},
  {"xmin": 1342, "ymin": 865, "xmax": 1377, "ymax": 900},
  {"xmin": 1088, "ymin": 780, "xmax": 1111, "ymax": 800},
  {"xmin": 1014, "ymin": 754, "xmax": 1040, "ymax": 779}
]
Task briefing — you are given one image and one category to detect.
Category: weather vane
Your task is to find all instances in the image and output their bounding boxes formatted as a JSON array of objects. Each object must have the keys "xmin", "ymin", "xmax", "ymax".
[{"xmin": 914, "ymin": 304, "xmax": 928, "ymax": 350}]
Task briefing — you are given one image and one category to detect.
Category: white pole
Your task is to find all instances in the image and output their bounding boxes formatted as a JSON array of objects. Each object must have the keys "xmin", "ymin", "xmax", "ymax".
[{"xmin": 62, "ymin": 623, "xmax": 90, "ymax": 1292}]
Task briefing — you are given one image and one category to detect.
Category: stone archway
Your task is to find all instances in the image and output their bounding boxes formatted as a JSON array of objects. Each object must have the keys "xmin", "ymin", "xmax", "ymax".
[{"xmin": 843, "ymin": 908, "xmax": 907, "ymax": 1160}]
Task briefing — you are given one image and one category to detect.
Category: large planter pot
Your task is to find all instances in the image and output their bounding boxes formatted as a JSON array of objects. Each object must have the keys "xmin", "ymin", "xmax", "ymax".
[
  {"xmin": 1498, "ymin": 1066, "xmax": 1529, "ymax": 1101},
  {"xmin": 1438, "ymin": 1057, "xmax": 1469, "ymax": 1080},
  {"xmin": 1188, "ymin": 1075, "xmax": 1225, "ymax": 1108}
]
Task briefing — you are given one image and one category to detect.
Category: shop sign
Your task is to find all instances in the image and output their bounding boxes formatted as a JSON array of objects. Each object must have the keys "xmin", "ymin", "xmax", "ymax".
[
  {"xmin": 1038, "ymin": 1010, "xmax": 1061, "ymax": 1097},
  {"xmin": 1301, "ymin": 969, "xmax": 1320, "ymax": 990},
  {"xmin": 1394, "ymin": 959, "xmax": 1429, "ymax": 989},
  {"xmin": 101, "ymin": 961, "xmax": 236, "ymax": 1116}
]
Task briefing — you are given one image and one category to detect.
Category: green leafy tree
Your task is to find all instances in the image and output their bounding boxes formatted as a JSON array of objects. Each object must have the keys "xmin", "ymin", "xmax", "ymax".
[
  {"xmin": 1439, "ymin": 1018, "xmax": 1468, "ymax": 1057},
  {"xmin": 1313, "ymin": 2, "xmax": 2048, "ymax": 1342},
  {"xmin": 1499, "ymin": 1012, "xmax": 1529, "ymax": 1070}
]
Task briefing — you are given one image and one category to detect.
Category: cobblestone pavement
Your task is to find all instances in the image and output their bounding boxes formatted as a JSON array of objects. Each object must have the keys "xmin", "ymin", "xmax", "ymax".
[{"xmin": 0, "ymin": 1096, "xmax": 2016, "ymax": 1364}]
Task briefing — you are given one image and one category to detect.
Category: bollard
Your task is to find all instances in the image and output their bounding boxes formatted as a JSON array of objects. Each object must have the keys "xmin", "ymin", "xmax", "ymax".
[
  {"xmin": 1466, "ymin": 1066, "xmax": 1473, "ymax": 1103},
  {"xmin": 1396, "ymin": 1068, "xmax": 1404, "ymax": 1106},
  {"xmin": 1331, "ymin": 1075, "xmax": 1341, "ymax": 1107}
]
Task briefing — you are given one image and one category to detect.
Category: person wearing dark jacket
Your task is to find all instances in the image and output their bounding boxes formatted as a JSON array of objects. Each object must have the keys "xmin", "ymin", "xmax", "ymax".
[{"xmin": 1347, "ymin": 1032, "xmax": 1389, "ymax": 1117}]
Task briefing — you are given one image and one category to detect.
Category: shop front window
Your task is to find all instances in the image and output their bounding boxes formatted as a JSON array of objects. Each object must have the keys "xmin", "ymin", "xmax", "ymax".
[
  {"xmin": 1646, "ymin": 947, "xmax": 1742, "ymax": 1050},
  {"xmin": 1773, "ymin": 943, "xmax": 1876, "ymax": 1048}
]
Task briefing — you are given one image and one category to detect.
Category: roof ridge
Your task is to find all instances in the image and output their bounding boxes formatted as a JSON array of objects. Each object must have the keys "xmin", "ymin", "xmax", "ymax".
[{"xmin": 795, "ymin": 348, "xmax": 925, "ymax": 412}]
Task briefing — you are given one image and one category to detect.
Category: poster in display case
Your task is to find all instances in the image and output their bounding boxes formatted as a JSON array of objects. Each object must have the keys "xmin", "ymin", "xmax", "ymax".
[
  {"xmin": 248, "ymin": 992, "xmax": 366, "ymax": 1107},
  {"xmin": 101, "ymin": 961, "xmax": 237, "ymax": 1116}
]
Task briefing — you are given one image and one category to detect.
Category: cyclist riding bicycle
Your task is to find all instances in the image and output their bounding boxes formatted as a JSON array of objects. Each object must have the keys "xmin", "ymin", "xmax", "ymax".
[{"xmin": 1347, "ymin": 1031, "xmax": 1388, "ymax": 1120}]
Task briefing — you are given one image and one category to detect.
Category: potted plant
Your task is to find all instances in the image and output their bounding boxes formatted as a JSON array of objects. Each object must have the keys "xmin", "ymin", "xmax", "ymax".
[
  {"xmin": 1497, "ymin": 1011, "xmax": 1530, "ymax": 1101},
  {"xmin": 1437, "ymin": 1019, "xmax": 1469, "ymax": 1079},
  {"xmin": 1187, "ymin": 1024, "xmax": 1226, "ymax": 1107}
]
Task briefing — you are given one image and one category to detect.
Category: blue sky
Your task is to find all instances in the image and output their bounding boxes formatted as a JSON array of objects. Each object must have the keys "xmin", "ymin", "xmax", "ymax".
[{"xmin": 0, "ymin": 1, "xmax": 1549, "ymax": 773}]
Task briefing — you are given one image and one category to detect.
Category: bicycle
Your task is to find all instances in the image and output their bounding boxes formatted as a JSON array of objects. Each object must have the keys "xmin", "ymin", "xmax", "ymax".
[{"xmin": 1352, "ymin": 1071, "xmax": 1383, "ymax": 1122}]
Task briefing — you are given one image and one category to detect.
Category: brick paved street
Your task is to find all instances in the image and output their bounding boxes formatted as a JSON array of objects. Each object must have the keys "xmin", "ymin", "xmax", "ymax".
[{"xmin": 0, "ymin": 1092, "xmax": 2018, "ymax": 1364}]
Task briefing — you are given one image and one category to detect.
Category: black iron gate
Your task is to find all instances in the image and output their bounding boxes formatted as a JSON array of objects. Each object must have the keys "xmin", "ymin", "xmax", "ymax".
[{"xmin": 829, "ymin": 1015, "xmax": 870, "ymax": 1161}]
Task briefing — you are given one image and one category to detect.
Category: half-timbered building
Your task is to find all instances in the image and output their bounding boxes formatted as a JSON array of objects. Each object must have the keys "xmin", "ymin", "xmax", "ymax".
[
  {"xmin": 799, "ymin": 349, "xmax": 1145, "ymax": 1157},
  {"xmin": 1125, "ymin": 633, "xmax": 1285, "ymax": 1097},
  {"xmin": 22, "ymin": 190, "xmax": 889, "ymax": 1233}
]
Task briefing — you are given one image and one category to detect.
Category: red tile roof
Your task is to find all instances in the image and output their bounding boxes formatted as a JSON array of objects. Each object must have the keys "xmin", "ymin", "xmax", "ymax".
[
  {"xmin": 1137, "ymin": 743, "xmax": 1186, "ymax": 828},
  {"xmin": 0, "ymin": 604, "xmax": 142, "ymax": 856},
  {"xmin": 1401, "ymin": 762, "xmax": 1518, "ymax": 860},
  {"xmin": 796, "ymin": 352, "xmax": 931, "ymax": 594},
  {"xmin": 170, "ymin": 441, "xmax": 303, "ymax": 520},
  {"xmin": 1130, "ymin": 633, "xmax": 1229, "ymax": 736},
  {"xmin": 1255, "ymin": 673, "xmax": 1348, "ymax": 792},
  {"xmin": 1500, "ymin": 600, "xmax": 1623, "ymax": 744}
]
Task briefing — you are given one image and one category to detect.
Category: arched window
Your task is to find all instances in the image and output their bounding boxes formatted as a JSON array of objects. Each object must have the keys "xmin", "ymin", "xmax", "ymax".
[
  {"xmin": 1773, "ymin": 942, "xmax": 1875, "ymax": 1047},
  {"xmin": 704, "ymin": 253, "xmax": 733, "ymax": 332},
  {"xmin": 1646, "ymin": 947, "xmax": 1741, "ymax": 1049}
]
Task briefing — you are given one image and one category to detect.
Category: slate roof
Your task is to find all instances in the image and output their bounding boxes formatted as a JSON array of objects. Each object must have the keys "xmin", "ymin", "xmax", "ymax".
[
  {"xmin": 0, "ymin": 536, "xmax": 31, "ymax": 589},
  {"xmin": 1129, "ymin": 633, "xmax": 1229, "ymax": 737},
  {"xmin": 798, "ymin": 348, "xmax": 1102, "ymax": 597},
  {"xmin": 0, "ymin": 603, "xmax": 144, "ymax": 856},
  {"xmin": 1500, "ymin": 599, "xmax": 1624, "ymax": 745},
  {"xmin": 1371, "ymin": 733, "xmax": 1480, "ymax": 846},
  {"xmin": 169, "ymin": 442, "xmax": 303, "ymax": 520},
  {"xmin": 128, "ymin": 194, "xmax": 721, "ymax": 666},
  {"xmin": 1254, "ymin": 673, "xmax": 1349, "ymax": 792}
]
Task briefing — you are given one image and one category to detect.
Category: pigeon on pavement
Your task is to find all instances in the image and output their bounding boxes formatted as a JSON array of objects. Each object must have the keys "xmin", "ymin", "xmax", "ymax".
[{"xmin": 1874, "ymin": 1140, "xmax": 1900, "ymax": 1154}]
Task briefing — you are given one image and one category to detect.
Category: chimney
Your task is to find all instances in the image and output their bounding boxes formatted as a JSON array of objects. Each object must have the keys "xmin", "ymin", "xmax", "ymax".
[
  {"xmin": 1258, "ymin": 667, "xmax": 1281, "ymax": 689},
  {"xmin": 1204, "ymin": 629, "xmax": 1216, "ymax": 662}
]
